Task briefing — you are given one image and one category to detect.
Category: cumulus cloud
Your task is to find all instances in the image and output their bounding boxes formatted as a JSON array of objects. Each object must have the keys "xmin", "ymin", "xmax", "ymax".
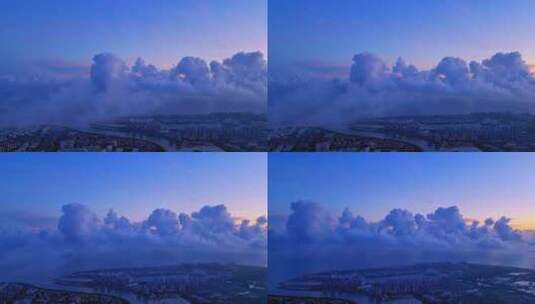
[
  {"xmin": 144, "ymin": 208, "xmax": 181, "ymax": 236},
  {"xmin": 58, "ymin": 204, "xmax": 101, "ymax": 242},
  {"xmin": 90, "ymin": 53, "xmax": 129, "ymax": 93},
  {"xmin": 0, "ymin": 203, "xmax": 266, "ymax": 283},
  {"xmin": 350, "ymin": 53, "xmax": 389, "ymax": 86},
  {"xmin": 0, "ymin": 51, "xmax": 267, "ymax": 127},
  {"xmin": 270, "ymin": 51, "xmax": 535, "ymax": 126},
  {"xmin": 274, "ymin": 202, "xmax": 525, "ymax": 249},
  {"xmin": 269, "ymin": 201, "xmax": 534, "ymax": 284},
  {"xmin": 286, "ymin": 200, "xmax": 335, "ymax": 242}
]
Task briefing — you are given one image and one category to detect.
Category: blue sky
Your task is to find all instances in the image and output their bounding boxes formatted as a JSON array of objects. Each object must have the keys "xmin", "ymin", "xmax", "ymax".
[
  {"xmin": 269, "ymin": 0, "xmax": 535, "ymax": 72},
  {"xmin": 269, "ymin": 153, "xmax": 535, "ymax": 229},
  {"xmin": 0, "ymin": 0, "xmax": 266, "ymax": 72},
  {"xmin": 0, "ymin": 153, "xmax": 267, "ymax": 221}
]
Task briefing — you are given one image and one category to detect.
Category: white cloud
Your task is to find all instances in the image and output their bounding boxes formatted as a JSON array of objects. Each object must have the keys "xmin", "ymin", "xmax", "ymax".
[
  {"xmin": 0, "ymin": 51, "xmax": 267, "ymax": 127},
  {"xmin": 0, "ymin": 203, "xmax": 266, "ymax": 282},
  {"xmin": 270, "ymin": 52, "xmax": 535, "ymax": 126}
]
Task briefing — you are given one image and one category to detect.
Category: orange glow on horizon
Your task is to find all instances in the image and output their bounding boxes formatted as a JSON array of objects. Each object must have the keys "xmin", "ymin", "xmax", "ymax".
[{"xmin": 511, "ymin": 218, "xmax": 535, "ymax": 231}]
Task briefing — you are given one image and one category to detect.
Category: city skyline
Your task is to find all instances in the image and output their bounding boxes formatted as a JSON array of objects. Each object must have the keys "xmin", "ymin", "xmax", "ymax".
[
  {"xmin": 268, "ymin": 0, "xmax": 535, "ymax": 134},
  {"xmin": 0, "ymin": 0, "xmax": 268, "ymax": 133},
  {"xmin": 268, "ymin": 153, "xmax": 535, "ymax": 296},
  {"xmin": 7, "ymin": 1, "xmax": 535, "ymax": 303}
]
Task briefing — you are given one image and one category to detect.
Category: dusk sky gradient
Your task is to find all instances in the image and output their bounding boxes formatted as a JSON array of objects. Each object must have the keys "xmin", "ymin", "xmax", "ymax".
[
  {"xmin": 269, "ymin": 0, "xmax": 535, "ymax": 73},
  {"xmin": 0, "ymin": 153, "xmax": 267, "ymax": 223},
  {"xmin": 0, "ymin": 0, "xmax": 267, "ymax": 72},
  {"xmin": 269, "ymin": 153, "xmax": 535, "ymax": 230}
]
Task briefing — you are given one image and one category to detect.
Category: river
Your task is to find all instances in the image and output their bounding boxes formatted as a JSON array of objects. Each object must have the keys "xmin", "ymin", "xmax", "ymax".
[
  {"xmin": 324, "ymin": 125, "xmax": 481, "ymax": 152},
  {"xmin": 35, "ymin": 281, "xmax": 190, "ymax": 304},
  {"xmin": 272, "ymin": 287, "xmax": 422, "ymax": 304}
]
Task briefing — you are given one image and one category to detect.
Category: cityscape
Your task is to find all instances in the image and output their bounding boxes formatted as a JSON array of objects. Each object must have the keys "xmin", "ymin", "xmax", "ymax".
[
  {"xmin": 1, "ymin": 112, "xmax": 267, "ymax": 152},
  {"xmin": 0, "ymin": 154, "xmax": 267, "ymax": 304},
  {"xmin": 268, "ymin": 1, "xmax": 535, "ymax": 151},
  {"xmin": 269, "ymin": 127, "xmax": 421, "ymax": 152},
  {"xmin": 1, "ymin": 263, "xmax": 266, "ymax": 304},
  {"xmin": 0, "ymin": 283, "xmax": 128, "ymax": 304},
  {"xmin": 0, "ymin": 1, "xmax": 267, "ymax": 152},
  {"xmin": 7, "ymin": 110, "xmax": 534, "ymax": 152},
  {"xmin": 268, "ymin": 154, "xmax": 535, "ymax": 304},
  {"xmin": 269, "ymin": 112, "xmax": 535, "ymax": 152},
  {"xmin": 274, "ymin": 263, "xmax": 535, "ymax": 304},
  {"xmin": 5, "ymin": 0, "xmax": 535, "ymax": 303}
]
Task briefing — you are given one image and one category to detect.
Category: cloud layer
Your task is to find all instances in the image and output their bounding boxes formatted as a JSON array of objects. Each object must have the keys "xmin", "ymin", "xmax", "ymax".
[
  {"xmin": 0, "ymin": 51, "xmax": 267, "ymax": 127},
  {"xmin": 269, "ymin": 201, "xmax": 535, "ymax": 286},
  {"xmin": 0, "ymin": 203, "xmax": 266, "ymax": 283},
  {"xmin": 270, "ymin": 52, "xmax": 535, "ymax": 126}
]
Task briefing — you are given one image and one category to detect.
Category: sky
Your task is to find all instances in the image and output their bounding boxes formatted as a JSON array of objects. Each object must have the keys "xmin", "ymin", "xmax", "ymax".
[
  {"xmin": 0, "ymin": 153, "xmax": 267, "ymax": 282},
  {"xmin": 0, "ymin": 0, "xmax": 268, "ymax": 126},
  {"xmin": 268, "ymin": 0, "xmax": 535, "ymax": 125},
  {"xmin": 269, "ymin": 153, "xmax": 535, "ymax": 284},
  {"xmin": 269, "ymin": 153, "xmax": 535, "ymax": 230},
  {"xmin": 269, "ymin": 0, "xmax": 535, "ymax": 71},
  {"xmin": 0, "ymin": 153, "xmax": 266, "ymax": 222},
  {"xmin": 0, "ymin": 0, "xmax": 267, "ymax": 72}
]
